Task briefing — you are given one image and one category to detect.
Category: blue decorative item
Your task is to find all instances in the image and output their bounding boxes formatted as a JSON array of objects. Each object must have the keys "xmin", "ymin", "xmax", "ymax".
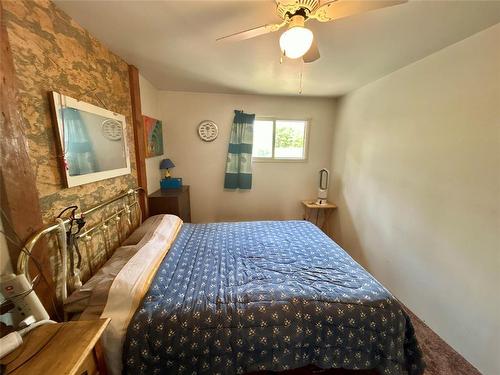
[{"xmin": 160, "ymin": 177, "xmax": 182, "ymax": 189}]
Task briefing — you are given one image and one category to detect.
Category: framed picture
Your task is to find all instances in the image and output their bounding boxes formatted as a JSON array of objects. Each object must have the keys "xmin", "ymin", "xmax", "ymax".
[
  {"xmin": 49, "ymin": 91, "xmax": 131, "ymax": 188},
  {"xmin": 143, "ymin": 115, "xmax": 164, "ymax": 158}
]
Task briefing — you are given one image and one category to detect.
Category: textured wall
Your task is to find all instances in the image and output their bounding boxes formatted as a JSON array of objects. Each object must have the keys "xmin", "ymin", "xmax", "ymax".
[
  {"xmin": 2, "ymin": 0, "xmax": 137, "ymax": 223},
  {"xmin": 2, "ymin": 0, "xmax": 138, "ymax": 297}
]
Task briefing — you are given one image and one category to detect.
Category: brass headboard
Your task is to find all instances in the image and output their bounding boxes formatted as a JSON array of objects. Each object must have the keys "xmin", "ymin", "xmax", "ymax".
[{"xmin": 17, "ymin": 187, "xmax": 144, "ymax": 305}]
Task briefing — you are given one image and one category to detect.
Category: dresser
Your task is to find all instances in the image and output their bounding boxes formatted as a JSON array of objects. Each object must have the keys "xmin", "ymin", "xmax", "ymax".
[{"xmin": 148, "ymin": 186, "xmax": 191, "ymax": 222}]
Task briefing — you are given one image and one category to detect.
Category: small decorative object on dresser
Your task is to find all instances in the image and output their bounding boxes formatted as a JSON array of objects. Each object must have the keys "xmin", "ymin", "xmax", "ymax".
[
  {"xmin": 0, "ymin": 319, "xmax": 110, "ymax": 375},
  {"xmin": 160, "ymin": 158, "xmax": 175, "ymax": 178},
  {"xmin": 148, "ymin": 186, "xmax": 191, "ymax": 222},
  {"xmin": 159, "ymin": 158, "xmax": 182, "ymax": 189}
]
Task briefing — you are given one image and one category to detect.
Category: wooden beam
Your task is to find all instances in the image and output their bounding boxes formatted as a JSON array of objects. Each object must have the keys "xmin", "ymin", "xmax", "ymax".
[
  {"xmin": 128, "ymin": 65, "xmax": 148, "ymax": 217},
  {"xmin": 0, "ymin": 3, "xmax": 58, "ymax": 318}
]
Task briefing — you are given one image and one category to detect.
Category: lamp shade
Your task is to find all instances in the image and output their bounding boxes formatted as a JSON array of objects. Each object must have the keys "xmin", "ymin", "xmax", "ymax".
[{"xmin": 160, "ymin": 158, "xmax": 175, "ymax": 169}]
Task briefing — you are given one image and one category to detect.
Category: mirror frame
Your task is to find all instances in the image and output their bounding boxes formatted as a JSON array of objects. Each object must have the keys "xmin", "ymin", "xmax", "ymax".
[{"xmin": 49, "ymin": 91, "xmax": 132, "ymax": 188}]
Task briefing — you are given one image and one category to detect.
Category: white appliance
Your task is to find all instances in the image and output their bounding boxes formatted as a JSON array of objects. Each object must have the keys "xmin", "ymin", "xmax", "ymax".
[
  {"xmin": 0, "ymin": 273, "xmax": 49, "ymax": 327},
  {"xmin": 316, "ymin": 168, "xmax": 330, "ymax": 205},
  {"xmin": 0, "ymin": 274, "xmax": 54, "ymax": 359}
]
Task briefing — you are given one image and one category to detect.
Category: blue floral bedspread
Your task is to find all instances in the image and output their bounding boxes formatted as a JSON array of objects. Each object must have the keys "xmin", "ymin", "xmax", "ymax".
[{"xmin": 123, "ymin": 221, "xmax": 424, "ymax": 374}]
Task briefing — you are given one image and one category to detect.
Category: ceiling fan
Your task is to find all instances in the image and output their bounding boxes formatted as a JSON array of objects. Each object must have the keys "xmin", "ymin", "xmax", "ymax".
[{"xmin": 217, "ymin": 0, "xmax": 407, "ymax": 63}]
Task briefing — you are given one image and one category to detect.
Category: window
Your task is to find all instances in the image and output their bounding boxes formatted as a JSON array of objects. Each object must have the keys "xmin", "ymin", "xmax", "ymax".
[{"xmin": 253, "ymin": 119, "xmax": 309, "ymax": 161}]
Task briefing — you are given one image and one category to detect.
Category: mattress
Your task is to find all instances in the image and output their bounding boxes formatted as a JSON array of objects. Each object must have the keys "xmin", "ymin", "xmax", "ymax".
[{"xmin": 122, "ymin": 220, "xmax": 424, "ymax": 374}]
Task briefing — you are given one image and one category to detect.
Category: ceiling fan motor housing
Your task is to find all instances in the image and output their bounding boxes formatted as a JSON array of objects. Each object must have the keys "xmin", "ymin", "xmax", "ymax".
[
  {"xmin": 276, "ymin": 0, "xmax": 320, "ymax": 20},
  {"xmin": 288, "ymin": 14, "xmax": 307, "ymax": 29}
]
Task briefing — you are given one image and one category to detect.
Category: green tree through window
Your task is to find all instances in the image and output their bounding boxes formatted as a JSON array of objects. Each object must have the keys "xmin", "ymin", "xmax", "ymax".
[
  {"xmin": 253, "ymin": 119, "xmax": 308, "ymax": 160},
  {"xmin": 275, "ymin": 125, "xmax": 304, "ymax": 148}
]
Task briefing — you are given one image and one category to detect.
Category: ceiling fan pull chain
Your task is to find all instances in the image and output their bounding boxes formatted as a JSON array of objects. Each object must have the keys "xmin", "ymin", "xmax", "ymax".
[{"xmin": 299, "ymin": 63, "xmax": 304, "ymax": 95}]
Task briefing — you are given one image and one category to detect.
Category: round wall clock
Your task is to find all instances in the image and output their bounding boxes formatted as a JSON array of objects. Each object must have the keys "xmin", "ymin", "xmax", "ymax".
[
  {"xmin": 101, "ymin": 119, "xmax": 123, "ymax": 141},
  {"xmin": 197, "ymin": 120, "xmax": 218, "ymax": 142}
]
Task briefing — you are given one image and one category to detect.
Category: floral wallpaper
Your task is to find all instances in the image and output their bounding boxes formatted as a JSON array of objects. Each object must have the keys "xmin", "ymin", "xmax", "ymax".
[
  {"xmin": 3, "ymin": 0, "xmax": 138, "ymax": 223},
  {"xmin": 2, "ymin": 0, "xmax": 139, "ymax": 296}
]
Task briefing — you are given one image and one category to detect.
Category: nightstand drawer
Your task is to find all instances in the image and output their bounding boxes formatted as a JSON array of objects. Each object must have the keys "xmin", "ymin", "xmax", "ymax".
[{"xmin": 77, "ymin": 351, "xmax": 98, "ymax": 375}]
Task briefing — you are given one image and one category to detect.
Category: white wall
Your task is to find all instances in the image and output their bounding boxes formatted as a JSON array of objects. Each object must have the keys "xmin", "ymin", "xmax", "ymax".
[
  {"xmin": 157, "ymin": 91, "xmax": 336, "ymax": 223},
  {"xmin": 329, "ymin": 24, "xmax": 500, "ymax": 375},
  {"xmin": 139, "ymin": 74, "xmax": 165, "ymax": 194}
]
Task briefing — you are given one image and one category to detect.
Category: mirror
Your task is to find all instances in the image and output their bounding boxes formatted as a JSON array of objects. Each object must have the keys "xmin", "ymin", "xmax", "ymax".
[{"xmin": 49, "ymin": 91, "xmax": 131, "ymax": 188}]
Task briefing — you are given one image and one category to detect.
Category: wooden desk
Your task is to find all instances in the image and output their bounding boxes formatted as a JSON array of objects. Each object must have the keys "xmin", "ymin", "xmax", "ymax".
[
  {"xmin": 148, "ymin": 186, "xmax": 191, "ymax": 222},
  {"xmin": 1, "ymin": 319, "xmax": 109, "ymax": 375},
  {"xmin": 301, "ymin": 200, "xmax": 337, "ymax": 235}
]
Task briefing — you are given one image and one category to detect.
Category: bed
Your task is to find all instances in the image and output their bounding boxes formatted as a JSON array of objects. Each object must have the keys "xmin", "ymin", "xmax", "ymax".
[
  {"xmin": 104, "ymin": 216, "xmax": 423, "ymax": 375},
  {"xmin": 19, "ymin": 191, "xmax": 424, "ymax": 375}
]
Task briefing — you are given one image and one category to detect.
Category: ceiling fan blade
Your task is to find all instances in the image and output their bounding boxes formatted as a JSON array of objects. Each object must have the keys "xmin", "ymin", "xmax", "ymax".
[
  {"xmin": 217, "ymin": 21, "xmax": 286, "ymax": 42},
  {"xmin": 303, "ymin": 39, "xmax": 320, "ymax": 63},
  {"xmin": 310, "ymin": 0, "xmax": 406, "ymax": 22}
]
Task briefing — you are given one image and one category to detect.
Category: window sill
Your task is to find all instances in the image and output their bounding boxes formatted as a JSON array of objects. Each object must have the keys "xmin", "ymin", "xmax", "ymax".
[{"xmin": 252, "ymin": 157, "xmax": 308, "ymax": 163}]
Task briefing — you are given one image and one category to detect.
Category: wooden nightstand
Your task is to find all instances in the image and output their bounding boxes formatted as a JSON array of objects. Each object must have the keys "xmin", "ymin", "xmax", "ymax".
[
  {"xmin": 0, "ymin": 318, "xmax": 110, "ymax": 375},
  {"xmin": 148, "ymin": 186, "xmax": 191, "ymax": 222},
  {"xmin": 301, "ymin": 200, "xmax": 337, "ymax": 235}
]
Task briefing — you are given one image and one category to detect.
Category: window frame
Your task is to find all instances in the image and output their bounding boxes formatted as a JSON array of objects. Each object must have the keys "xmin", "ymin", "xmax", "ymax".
[{"xmin": 252, "ymin": 117, "xmax": 310, "ymax": 163}]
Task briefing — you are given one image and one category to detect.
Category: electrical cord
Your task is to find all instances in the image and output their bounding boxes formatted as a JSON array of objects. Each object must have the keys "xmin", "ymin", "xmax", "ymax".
[
  {"xmin": 55, "ymin": 205, "xmax": 78, "ymax": 220},
  {"xmin": 56, "ymin": 206, "xmax": 86, "ymax": 286},
  {"xmin": 18, "ymin": 320, "xmax": 57, "ymax": 337}
]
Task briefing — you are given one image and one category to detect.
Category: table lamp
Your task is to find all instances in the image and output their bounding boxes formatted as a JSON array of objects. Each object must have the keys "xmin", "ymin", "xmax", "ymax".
[
  {"xmin": 159, "ymin": 159, "xmax": 182, "ymax": 189},
  {"xmin": 160, "ymin": 158, "xmax": 175, "ymax": 178}
]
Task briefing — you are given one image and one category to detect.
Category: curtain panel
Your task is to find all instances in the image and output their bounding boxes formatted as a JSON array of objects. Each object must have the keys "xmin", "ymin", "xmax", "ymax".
[
  {"xmin": 224, "ymin": 110, "xmax": 255, "ymax": 189},
  {"xmin": 62, "ymin": 107, "xmax": 98, "ymax": 176}
]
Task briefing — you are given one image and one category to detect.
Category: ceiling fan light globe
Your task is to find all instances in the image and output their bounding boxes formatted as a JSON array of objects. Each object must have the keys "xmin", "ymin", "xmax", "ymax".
[{"xmin": 279, "ymin": 26, "xmax": 313, "ymax": 59}]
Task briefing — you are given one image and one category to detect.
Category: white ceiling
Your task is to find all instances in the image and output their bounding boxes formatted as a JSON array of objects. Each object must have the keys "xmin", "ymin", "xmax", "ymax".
[{"xmin": 54, "ymin": 0, "xmax": 500, "ymax": 97}]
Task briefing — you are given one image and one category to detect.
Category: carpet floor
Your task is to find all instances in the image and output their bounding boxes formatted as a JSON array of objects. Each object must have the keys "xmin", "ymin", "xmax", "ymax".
[
  {"xmin": 404, "ymin": 310, "xmax": 480, "ymax": 375},
  {"xmin": 252, "ymin": 308, "xmax": 480, "ymax": 375}
]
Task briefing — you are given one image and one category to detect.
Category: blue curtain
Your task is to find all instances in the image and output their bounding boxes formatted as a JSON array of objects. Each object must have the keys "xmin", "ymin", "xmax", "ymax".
[
  {"xmin": 62, "ymin": 108, "xmax": 98, "ymax": 176},
  {"xmin": 224, "ymin": 110, "xmax": 255, "ymax": 189}
]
